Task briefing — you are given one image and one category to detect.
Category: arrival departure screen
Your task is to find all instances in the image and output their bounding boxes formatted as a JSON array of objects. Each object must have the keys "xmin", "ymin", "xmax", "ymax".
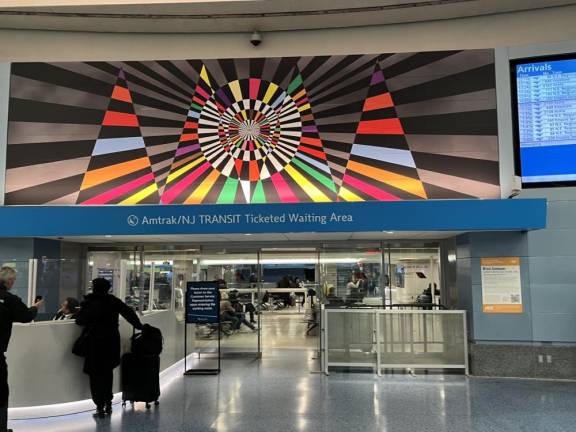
[{"xmin": 515, "ymin": 57, "xmax": 576, "ymax": 185}]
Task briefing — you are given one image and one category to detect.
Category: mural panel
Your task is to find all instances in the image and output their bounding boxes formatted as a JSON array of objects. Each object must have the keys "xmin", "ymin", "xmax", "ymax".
[{"xmin": 5, "ymin": 50, "xmax": 500, "ymax": 205}]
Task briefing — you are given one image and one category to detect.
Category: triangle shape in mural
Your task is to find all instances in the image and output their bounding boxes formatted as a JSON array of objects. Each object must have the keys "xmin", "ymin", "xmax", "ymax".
[
  {"xmin": 77, "ymin": 68, "xmax": 158, "ymax": 205},
  {"xmin": 341, "ymin": 64, "xmax": 428, "ymax": 202}
]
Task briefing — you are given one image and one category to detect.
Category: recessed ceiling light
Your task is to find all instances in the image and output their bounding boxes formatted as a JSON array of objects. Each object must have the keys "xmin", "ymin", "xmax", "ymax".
[
  {"xmin": 105, "ymin": 235, "xmax": 112, "ymax": 238},
  {"xmin": 384, "ymin": 231, "xmax": 394, "ymax": 234},
  {"xmin": 244, "ymin": 233, "xmax": 252, "ymax": 236}
]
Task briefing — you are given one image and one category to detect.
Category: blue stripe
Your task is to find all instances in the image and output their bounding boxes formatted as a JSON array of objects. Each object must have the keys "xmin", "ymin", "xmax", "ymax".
[
  {"xmin": 295, "ymin": 153, "xmax": 331, "ymax": 174},
  {"xmin": 92, "ymin": 137, "xmax": 146, "ymax": 156},
  {"xmin": 351, "ymin": 144, "xmax": 416, "ymax": 168}
]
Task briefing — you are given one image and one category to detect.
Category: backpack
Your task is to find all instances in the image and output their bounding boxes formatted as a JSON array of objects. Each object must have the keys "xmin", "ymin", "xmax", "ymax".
[{"xmin": 131, "ymin": 324, "xmax": 163, "ymax": 356}]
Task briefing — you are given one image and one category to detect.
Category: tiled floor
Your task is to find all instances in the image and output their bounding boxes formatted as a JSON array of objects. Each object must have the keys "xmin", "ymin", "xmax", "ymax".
[{"xmin": 10, "ymin": 313, "xmax": 576, "ymax": 432}]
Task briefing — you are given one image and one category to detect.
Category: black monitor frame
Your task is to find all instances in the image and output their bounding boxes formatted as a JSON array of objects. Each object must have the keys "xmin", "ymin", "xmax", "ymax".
[{"xmin": 510, "ymin": 52, "xmax": 576, "ymax": 189}]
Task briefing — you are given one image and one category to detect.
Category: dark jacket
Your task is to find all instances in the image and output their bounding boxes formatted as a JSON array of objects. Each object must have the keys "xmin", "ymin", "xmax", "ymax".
[
  {"xmin": 0, "ymin": 283, "xmax": 38, "ymax": 353},
  {"xmin": 75, "ymin": 293, "xmax": 142, "ymax": 374}
]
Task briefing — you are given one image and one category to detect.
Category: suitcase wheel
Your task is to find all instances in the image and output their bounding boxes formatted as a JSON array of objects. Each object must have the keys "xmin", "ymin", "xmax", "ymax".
[
  {"xmin": 154, "ymin": 401, "xmax": 160, "ymax": 406},
  {"xmin": 122, "ymin": 401, "xmax": 127, "ymax": 407},
  {"xmin": 146, "ymin": 403, "xmax": 151, "ymax": 409}
]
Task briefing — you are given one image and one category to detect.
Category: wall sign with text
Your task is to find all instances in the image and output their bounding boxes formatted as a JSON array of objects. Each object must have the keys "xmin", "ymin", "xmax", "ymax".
[
  {"xmin": 481, "ymin": 257, "xmax": 523, "ymax": 314},
  {"xmin": 185, "ymin": 281, "xmax": 219, "ymax": 324}
]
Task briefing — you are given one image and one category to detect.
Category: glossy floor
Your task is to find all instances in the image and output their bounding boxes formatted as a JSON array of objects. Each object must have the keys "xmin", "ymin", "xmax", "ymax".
[{"xmin": 10, "ymin": 314, "xmax": 576, "ymax": 432}]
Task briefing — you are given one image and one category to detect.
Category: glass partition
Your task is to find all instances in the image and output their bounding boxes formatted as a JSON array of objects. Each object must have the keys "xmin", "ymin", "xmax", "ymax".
[
  {"xmin": 320, "ymin": 247, "xmax": 384, "ymax": 307},
  {"xmin": 36, "ymin": 258, "xmax": 84, "ymax": 321},
  {"xmin": 0, "ymin": 259, "xmax": 33, "ymax": 306},
  {"xmin": 388, "ymin": 248, "xmax": 441, "ymax": 305}
]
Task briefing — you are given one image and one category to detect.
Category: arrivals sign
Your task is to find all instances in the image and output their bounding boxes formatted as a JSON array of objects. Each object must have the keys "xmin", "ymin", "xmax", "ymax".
[
  {"xmin": 481, "ymin": 257, "xmax": 523, "ymax": 314},
  {"xmin": 185, "ymin": 281, "xmax": 219, "ymax": 324}
]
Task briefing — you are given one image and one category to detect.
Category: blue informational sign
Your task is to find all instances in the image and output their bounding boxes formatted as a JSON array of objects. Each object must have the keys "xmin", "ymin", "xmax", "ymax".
[
  {"xmin": 186, "ymin": 281, "xmax": 219, "ymax": 324},
  {"xmin": 0, "ymin": 200, "xmax": 547, "ymax": 236},
  {"xmin": 514, "ymin": 56, "xmax": 576, "ymax": 185}
]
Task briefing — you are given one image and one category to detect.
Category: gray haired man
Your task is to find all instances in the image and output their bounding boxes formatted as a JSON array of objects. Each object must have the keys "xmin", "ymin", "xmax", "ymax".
[{"xmin": 0, "ymin": 267, "xmax": 43, "ymax": 432}]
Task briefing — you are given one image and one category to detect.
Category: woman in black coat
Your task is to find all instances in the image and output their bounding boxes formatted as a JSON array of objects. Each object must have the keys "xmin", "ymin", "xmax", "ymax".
[{"xmin": 75, "ymin": 278, "xmax": 143, "ymax": 417}]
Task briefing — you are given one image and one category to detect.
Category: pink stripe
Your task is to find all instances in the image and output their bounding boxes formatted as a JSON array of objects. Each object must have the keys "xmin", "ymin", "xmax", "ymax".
[
  {"xmin": 161, "ymin": 162, "xmax": 211, "ymax": 204},
  {"xmin": 82, "ymin": 173, "xmax": 155, "ymax": 205},
  {"xmin": 342, "ymin": 174, "xmax": 401, "ymax": 201},
  {"xmin": 250, "ymin": 78, "xmax": 260, "ymax": 100},
  {"xmin": 175, "ymin": 144, "xmax": 200, "ymax": 157},
  {"xmin": 195, "ymin": 85, "xmax": 210, "ymax": 100},
  {"xmin": 271, "ymin": 172, "xmax": 298, "ymax": 203}
]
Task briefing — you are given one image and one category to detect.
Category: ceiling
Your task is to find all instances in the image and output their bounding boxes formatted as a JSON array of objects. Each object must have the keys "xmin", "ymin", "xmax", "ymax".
[
  {"xmin": 0, "ymin": 0, "xmax": 573, "ymax": 33},
  {"xmin": 47, "ymin": 230, "xmax": 463, "ymax": 244}
]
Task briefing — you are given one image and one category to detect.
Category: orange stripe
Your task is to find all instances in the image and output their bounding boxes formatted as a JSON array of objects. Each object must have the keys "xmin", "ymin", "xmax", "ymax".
[
  {"xmin": 184, "ymin": 170, "xmax": 221, "ymax": 204},
  {"xmin": 102, "ymin": 111, "xmax": 139, "ymax": 127},
  {"xmin": 170, "ymin": 153, "xmax": 201, "ymax": 171},
  {"xmin": 357, "ymin": 118, "xmax": 403, "ymax": 135},
  {"xmin": 346, "ymin": 160, "xmax": 427, "ymax": 198},
  {"xmin": 249, "ymin": 160, "xmax": 260, "ymax": 182},
  {"xmin": 363, "ymin": 93, "xmax": 393, "ymax": 112},
  {"xmin": 111, "ymin": 86, "xmax": 132, "ymax": 103},
  {"xmin": 80, "ymin": 157, "xmax": 150, "ymax": 191},
  {"xmin": 293, "ymin": 88, "xmax": 306, "ymax": 101},
  {"xmin": 179, "ymin": 133, "xmax": 198, "ymax": 142},
  {"xmin": 299, "ymin": 146, "xmax": 326, "ymax": 160},
  {"xmin": 300, "ymin": 137, "xmax": 323, "ymax": 148},
  {"xmin": 183, "ymin": 121, "xmax": 198, "ymax": 129}
]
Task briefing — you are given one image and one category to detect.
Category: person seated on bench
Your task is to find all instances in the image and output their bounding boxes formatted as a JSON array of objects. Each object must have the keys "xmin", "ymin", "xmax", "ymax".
[
  {"xmin": 220, "ymin": 292, "xmax": 256, "ymax": 332},
  {"xmin": 220, "ymin": 291, "xmax": 239, "ymax": 330}
]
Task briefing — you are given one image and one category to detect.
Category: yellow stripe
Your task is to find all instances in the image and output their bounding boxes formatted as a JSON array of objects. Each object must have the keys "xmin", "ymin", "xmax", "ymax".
[
  {"xmin": 229, "ymin": 80, "xmax": 243, "ymax": 102},
  {"xmin": 284, "ymin": 165, "xmax": 330, "ymax": 202},
  {"xmin": 262, "ymin": 82, "xmax": 278, "ymax": 104},
  {"xmin": 184, "ymin": 170, "xmax": 220, "ymax": 204},
  {"xmin": 120, "ymin": 183, "xmax": 158, "ymax": 205},
  {"xmin": 297, "ymin": 103, "xmax": 311, "ymax": 113},
  {"xmin": 338, "ymin": 186, "xmax": 363, "ymax": 202},
  {"xmin": 166, "ymin": 156, "xmax": 206, "ymax": 184},
  {"xmin": 200, "ymin": 66, "xmax": 212, "ymax": 88}
]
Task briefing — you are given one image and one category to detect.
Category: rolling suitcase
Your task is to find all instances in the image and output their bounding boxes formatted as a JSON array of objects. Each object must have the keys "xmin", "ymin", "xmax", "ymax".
[{"xmin": 121, "ymin": 352, "xmax": 161, "ymax": 409}]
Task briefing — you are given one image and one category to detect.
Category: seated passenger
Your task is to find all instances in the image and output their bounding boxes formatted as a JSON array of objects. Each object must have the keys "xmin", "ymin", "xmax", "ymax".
[{"xmin": 53, "ymin": 297, "xmax": 80, "ymax": 320}]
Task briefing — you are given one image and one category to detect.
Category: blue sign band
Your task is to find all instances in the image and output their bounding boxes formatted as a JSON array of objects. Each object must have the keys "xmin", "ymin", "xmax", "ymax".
[{"xmin": 0, "ymin": 199, "xmax": 546, "ymax": 236}]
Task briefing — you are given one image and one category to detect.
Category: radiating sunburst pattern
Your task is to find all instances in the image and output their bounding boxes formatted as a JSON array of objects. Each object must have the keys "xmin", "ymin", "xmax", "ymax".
[{"xmin": 5, "ymin": 50, "xmax": 500, "ymax": 205}]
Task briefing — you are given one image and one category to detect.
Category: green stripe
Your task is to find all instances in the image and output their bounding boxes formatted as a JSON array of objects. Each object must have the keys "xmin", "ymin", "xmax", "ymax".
[
  {"xmin": 287, "ymin": 74, "xmax": 303, "ymax": 95},
  {"xmin": 251, "ymin": 181, "xmax": 266, "ymax": 203},
  {"xmin": 291, "ymin": 158, "xmax": 336, "ymax": 193},
  {"xmin": 190, "ymin": 103, "xmax": 202, "ymax": 111},
  {"xmin": 217, "ymin": 177, "xmax": 239, "ymax": 204}
]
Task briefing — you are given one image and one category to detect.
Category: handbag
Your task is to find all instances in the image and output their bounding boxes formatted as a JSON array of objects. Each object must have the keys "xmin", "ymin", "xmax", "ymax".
[{"xmin": 72, "ymin": 327, "xmax": 91, "ymax": 357}]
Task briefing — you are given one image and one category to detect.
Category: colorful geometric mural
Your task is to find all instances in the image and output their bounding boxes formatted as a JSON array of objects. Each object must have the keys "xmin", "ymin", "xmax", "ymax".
[{"xmin": 5, "ymin": 50, "xmax": 500, "ymax": 205}]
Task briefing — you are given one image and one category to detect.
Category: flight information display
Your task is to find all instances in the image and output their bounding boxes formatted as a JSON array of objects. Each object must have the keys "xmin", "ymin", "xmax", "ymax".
[{"xmin": 514, "ymin": 56, "xmax": 576, "ymax": 186}]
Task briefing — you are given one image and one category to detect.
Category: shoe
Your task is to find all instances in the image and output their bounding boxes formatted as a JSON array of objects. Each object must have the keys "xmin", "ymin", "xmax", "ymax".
[
  {"xmin": 105, "ymin": 402, "xmax": 112, "ymax": 415},
  {"xmin": 93, "ymin": 406, "xmax": 106, "ymax": 418}
]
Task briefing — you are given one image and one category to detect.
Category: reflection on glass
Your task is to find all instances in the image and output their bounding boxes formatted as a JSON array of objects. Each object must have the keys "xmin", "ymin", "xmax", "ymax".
[
  {"xmin": 0, "ymin": 260, "xmax": 31, "ymax": 305},
  {"xmin": 320, "ymin": 248, "xmax": 383, "ymax": 307},
  {"xmin": 388, "ymin": 248, "xmax": 440, "ymax": 305}
]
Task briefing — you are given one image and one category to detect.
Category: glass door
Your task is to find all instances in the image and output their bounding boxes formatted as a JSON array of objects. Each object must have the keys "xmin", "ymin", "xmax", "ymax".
[
  {"xmin": 259, "ymin": 249, "xmax": 320, "ymax": 352},
  {"xmin": 198, "ymin": 249, "xmax": 260, "ymax": 357}
]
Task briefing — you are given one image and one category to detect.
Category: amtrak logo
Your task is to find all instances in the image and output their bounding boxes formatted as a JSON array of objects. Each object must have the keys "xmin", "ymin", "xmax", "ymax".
[{"xmin": 127, "ymin": 215, "xmax": 139, "ymax": 227}]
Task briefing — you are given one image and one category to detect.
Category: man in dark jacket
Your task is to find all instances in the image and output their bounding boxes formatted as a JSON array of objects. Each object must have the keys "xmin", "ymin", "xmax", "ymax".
[
  {"xmin": 75, "ymin": 278, "xmax": 143, "ymax": 418},
  {"xmin": 0, "ymin": 266, "xmax": 42, "ymax": 432}
]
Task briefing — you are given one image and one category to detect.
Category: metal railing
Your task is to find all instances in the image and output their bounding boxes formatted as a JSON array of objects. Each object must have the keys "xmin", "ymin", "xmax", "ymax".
[{"xmin": 322, "ymin": 308, "xmax": 468, "ymax": 375}]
